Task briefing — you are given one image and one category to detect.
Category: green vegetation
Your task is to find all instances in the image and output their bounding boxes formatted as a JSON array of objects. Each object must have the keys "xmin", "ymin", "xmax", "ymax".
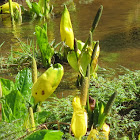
[
  {"xmin": 23, "ymin": 0, "xmax": 53, "ymax": 19},
  {"xmin": 89, "ymin": 68, "xmax": 140, "ymax": 139},
  {"xmin": 0, "ymin": 1, "xmax": 139, "ymax": 140},
  {"xmin": 0, "ymin": 68, "xmax": 139, "ymax": 139}
]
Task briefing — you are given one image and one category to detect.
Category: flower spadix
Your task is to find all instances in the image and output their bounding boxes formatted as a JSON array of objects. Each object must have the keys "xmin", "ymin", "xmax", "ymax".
[
  {"xmin": 60, "ymin": 5, "xmax": 74, "ymax": 49},
  {"xmin": 71, "ymin": 96, "xmax": 88, "ymax": 139},
  {"xmin": 32, "ymin": 63, "xmax": 64, "ymax": 104}
]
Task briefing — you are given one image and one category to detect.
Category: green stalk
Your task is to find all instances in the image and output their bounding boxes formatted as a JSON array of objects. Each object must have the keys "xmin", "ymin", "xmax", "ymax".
[
  {"xmin": 32, "ymin": 57, "xmax": 37, "ymax": 84},
  {"xmin": 86, "ymin": 64, "xmax": 90, "ymax": 112},
  {"xmin": 0, "ymin": 82, "xmax": 2, "ymax": 121},
  {"xmin": 29, "ymin": 107, "xmax": 36, "ymax": 131},
  {"xmin": 8, "ymin": 0, "xmax": 14, "ymax": 23},
  {"xmin": 80, "ymin": 77, "xmax": 89, "ymax": 106},
  {"xmin": 74, "ymin": 38, "xmax": 78, "ymax": 61}
]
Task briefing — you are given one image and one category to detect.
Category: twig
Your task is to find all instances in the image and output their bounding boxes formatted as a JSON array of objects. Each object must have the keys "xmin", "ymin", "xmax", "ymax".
[{"xmin": 0, "ymin": 63, "xmax": 30, "ymax": 68}]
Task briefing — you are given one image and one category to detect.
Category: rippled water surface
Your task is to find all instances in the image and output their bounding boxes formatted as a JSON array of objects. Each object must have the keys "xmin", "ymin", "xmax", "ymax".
[{"xmin": 0, "ymin": 0, "xmax": 140, "ymax": 82}]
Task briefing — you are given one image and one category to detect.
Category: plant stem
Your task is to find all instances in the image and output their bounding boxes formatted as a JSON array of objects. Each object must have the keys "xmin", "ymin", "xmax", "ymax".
[
  {"xmin": 29, "ymin": 107, "xmax": 36, "ymax": 131},
  {"xmin": 32, "ymin": 57, "xmax": 37, "ymax": 83},
  {"xmin": 80, "ymin": 77, "xmax": 89, "ymax": 106},
  {"xmin": 8, "ymin": 0, "xmax": 14, "ymax": 23},
  {"xmin": 0, "ymin": 82, "xmax": 2, "ymax": 121}
]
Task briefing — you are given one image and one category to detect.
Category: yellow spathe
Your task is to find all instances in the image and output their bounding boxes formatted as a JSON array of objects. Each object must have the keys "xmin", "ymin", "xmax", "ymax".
[
  {"xmin": 71, "ymin": 96, "xmax": 88, "ymax": 139},
  {"xmin": 32, "ymin": 64, "xmax": 64, "ymax": 104},
  {"xmin": 87, "ymin": 129, "xmax": 99, "ymax": 140},
  {"xmin": 60, "ymin": 5, "xmax": 74, "ymax": 50},
  {"xmin": 0, "ymin": 2, "xmax": 20, "ymax": 14},
  {"xmin": 87, "ymin": 123, "xmax": 110, "ymax": 140}
]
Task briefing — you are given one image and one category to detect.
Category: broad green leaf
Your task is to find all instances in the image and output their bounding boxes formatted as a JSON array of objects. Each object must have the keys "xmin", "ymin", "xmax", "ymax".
[
  {"xmin": 26, "ymin": 0, "xmax": 32, "ymax": 9},
  {"xmin": 25, "ymin": 129, "xmax": 48, "ymax": 140},
  {"xmin": 15, "ymin": 68, "xmax": 33, "ymax": 100},
  {"xmin": 0, "ymin": 78, "xmax": 15, "ymax": 96},
  {"xmin": 32, "ymin": 2, "xmax": 41, "ymax": 16},
  {"xmin": 67, "ymin": 51, "xmax": 79, "ymax": 72},
  {"xmin": 78, "ymin": 50, "xmax": 91, "ymax": 77},
  {"xmin": 77, "ymin": 40, "xmax": 84, "ymax": 51},
  {"xmin": 43, "ymin": 130, "xmax": 63, "ymax": 140},
  {"xmin": 2, "ymin": 90, "xmax": 27, "ymax": 122},
  {"xmin": 2, "ymin": 101, "xmax": 13, "ymax": 122},
  {"xmin": 34, "ymin": 111, "xmax": 51, "ymax": 125},
  {"xmin": 25, "ymin": 129, "xmax": 63, "ymax": 140},
  {"xmin": 35, "ymin": 24, "xmax": 54, "ymax": 67}
]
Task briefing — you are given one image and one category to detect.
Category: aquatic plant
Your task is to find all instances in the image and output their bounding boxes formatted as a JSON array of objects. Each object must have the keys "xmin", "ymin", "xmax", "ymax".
[
  {"xmin": 24, "ymin": 0, "xmax": 53, "ymax": 19},
  {"xmin": 35, "ymin": 23, "xmax": 54, "ymax": 68},
  {"xmin": 71, "ymin": 96, "xmax": 88, "ymax": 140},
  {"xmin": 0, "ymin": 68, "xmax": 139, "ymax": 139},
  {"xmin": 32, "ymin": 63, "xmax": 64, "ymax": 104},
  {"xmin": 60, "ymin": 5, "xmax": 74, "ymax": 50},
  {"xmin": 0, "ymin": 60, "xmax": 64, "ymax": 139},
  {"xmin": 59, "ymin": 5, "xmax": 103, "ymax": 86}
]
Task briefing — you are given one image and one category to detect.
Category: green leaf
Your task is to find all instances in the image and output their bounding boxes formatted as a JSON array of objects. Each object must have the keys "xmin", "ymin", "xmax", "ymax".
[
  {"xmin": 77, "ymin": 40, "xmax": 84, "ymax": 51},
  {"xmin": 2, "ymin": 90, "xmax": 27, "ymax": 122},
  {"xmin": 25, "ymin": 129, "xmax": 48, "ymax": 140},
  {"xmin": 0, "ymin": 78, "xmax": 15, "ymax": 96},
  {"xmin": 78, "ymin": 50, "xmax": 91, "ymax": 77},
  {"xmin": 25, "ymin": 129, "xmax": 63, "ymax": 140},
  {"xmin": 15, "ymin": 68, "xmax": 33, "ymax": 100},
  {"xmin": 32, "ymin": 2, "xmax": 41, "ymax": 16},
  {"xmin": 2, "ymin": 101, "xmax": 13, "ymax": 122},
  {"xmin": 67, "ymin": 51, "xmax": 79, "ymax": 72},
  {"xmin": 34, "ymin": 111, "xmax": 51, "ymax": 124},
  {"xmin": 93, "ymin": 100, "xmax": 99, "ymax": 127},
  {"xmin": 35, "ymin": 24, "xmax": 54, "ymax": 67},
  {"xmin": 43, "ymin": 130, "xmax": 63, "ymax": 140},
  {"xmin": 26, "ymin": 0, "xmax": 32, "ymax": 9}
]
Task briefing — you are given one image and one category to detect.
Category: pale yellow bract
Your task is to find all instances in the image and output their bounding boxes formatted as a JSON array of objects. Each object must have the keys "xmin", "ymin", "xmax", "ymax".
[
  {"xmin": 32, "ymin": 64, "xmax": 64, "ymax": 104},
  {"xmin": 87, "ymin": 123, "xmax": 110, "ymax": 140},
  {"xmin": 60, "ymin": 5, "xmax": 74, "ymax": 50},
  {"xmin": 71, "ymin": 96, "xmax": 88, "ymax": 139}
]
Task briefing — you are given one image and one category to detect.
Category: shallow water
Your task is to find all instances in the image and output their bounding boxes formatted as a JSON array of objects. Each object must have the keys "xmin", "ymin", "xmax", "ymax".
[{"xmin": 0, "ymin": 0, "xmax": 140, "ymax": 71}]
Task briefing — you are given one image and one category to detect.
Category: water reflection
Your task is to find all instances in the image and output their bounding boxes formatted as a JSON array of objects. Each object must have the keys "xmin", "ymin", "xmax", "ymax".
[{"xmin": 0, "ymin": 0, "xmax": 140, "ymax": 71}]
